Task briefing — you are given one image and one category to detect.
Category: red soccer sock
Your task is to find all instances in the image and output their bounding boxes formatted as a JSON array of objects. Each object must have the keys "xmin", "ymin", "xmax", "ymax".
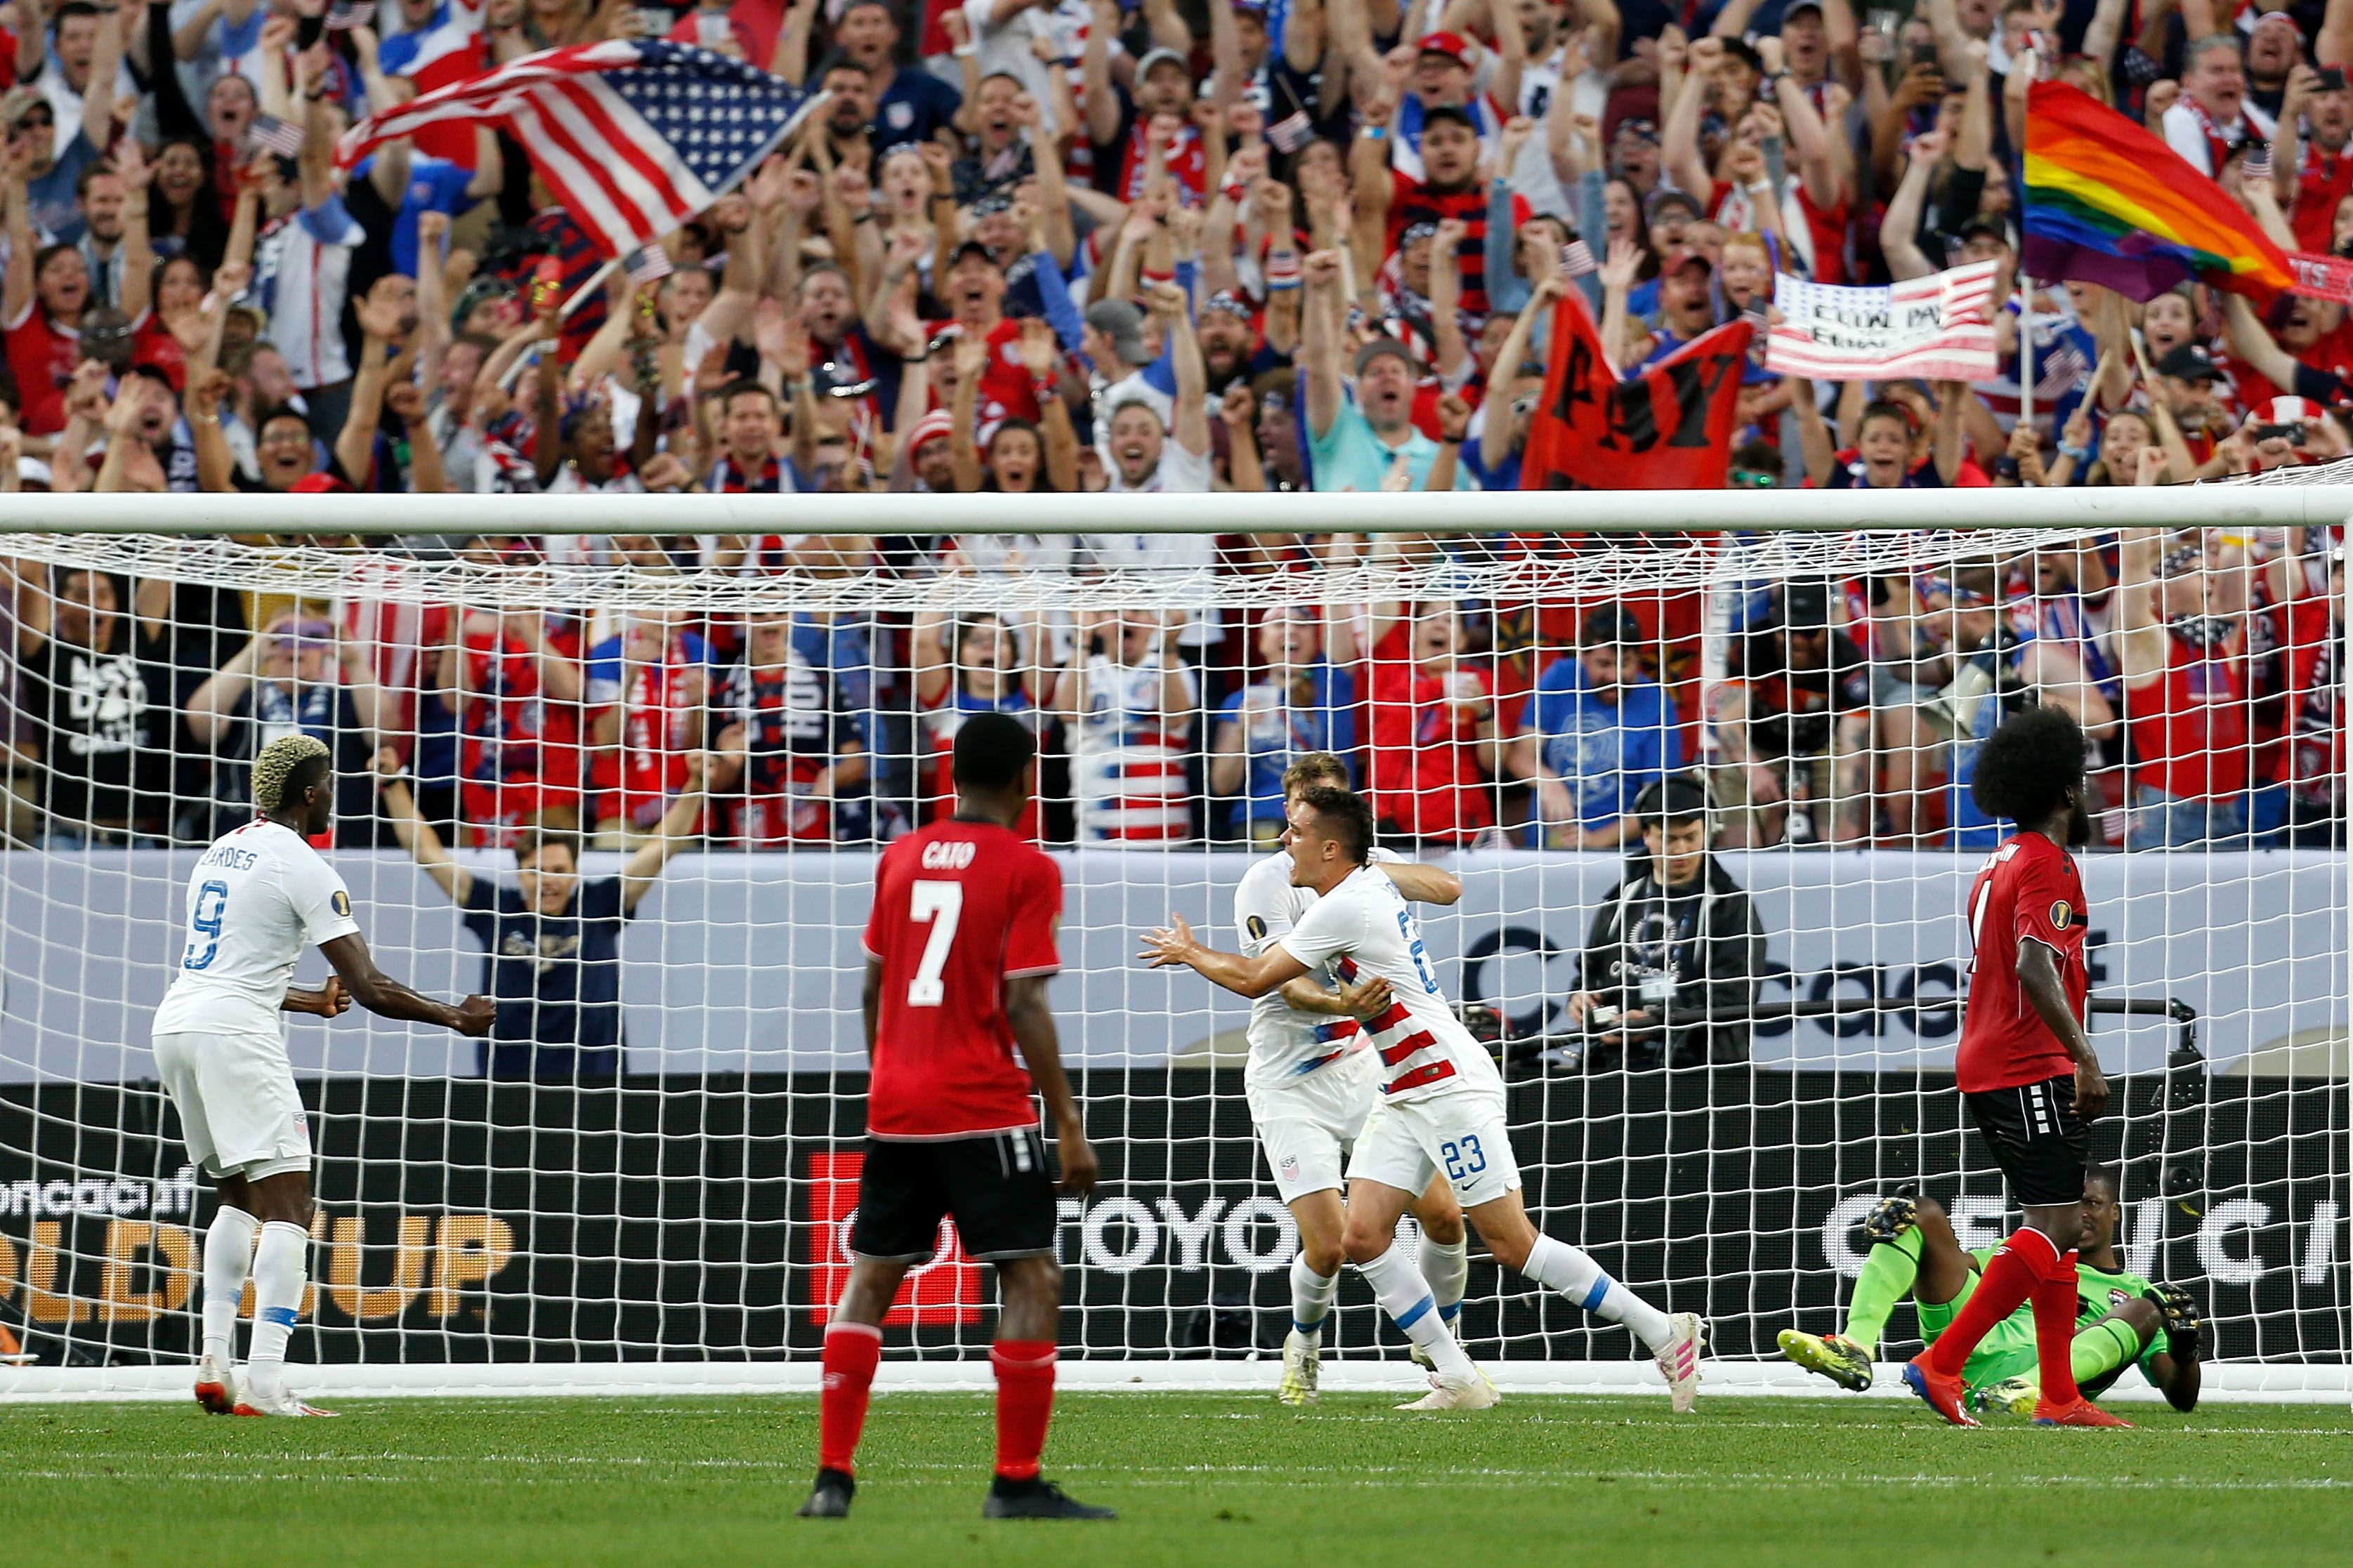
[
  {"xmin": 818, "ymin": 1322, "xmax": 882, "ymax": 1476},
  {"xmin": 990, "ymin": 1339, "xmax": 1058, "ymax": 1482},
  {"xmin": 1921, "ymin": 1225, "xmax": 2061, "ymax": 1380},
  {"xmin": 2033, "ymin": 1250, "xmax": 2083, "ymax": 1406}
]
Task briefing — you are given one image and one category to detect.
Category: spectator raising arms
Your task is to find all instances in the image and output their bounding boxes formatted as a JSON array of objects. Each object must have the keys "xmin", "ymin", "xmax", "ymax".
[{"xmin": 373, "ymin": 746, "xmax": 710, "ymax": 1080}]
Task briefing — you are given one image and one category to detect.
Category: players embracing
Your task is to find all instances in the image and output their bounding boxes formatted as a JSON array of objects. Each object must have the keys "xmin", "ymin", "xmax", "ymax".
[
  {"xmin": 1144, "ymin": 780, "xmax": 1704, "ymax": 1411},
  {"xmin": 1236, "ymin": 753, "xmax": 1474, "ymax": 1405}
]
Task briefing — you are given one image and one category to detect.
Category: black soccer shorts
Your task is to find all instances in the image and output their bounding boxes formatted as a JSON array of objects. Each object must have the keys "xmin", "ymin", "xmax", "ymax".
[
  {"xmin": 1965, "ymin": 1074, "xmax": 2090, "ymax": 1209},
  {"xmin": 849, "ymin": 1128, "xmax": 1058, "ymax": 1263}
]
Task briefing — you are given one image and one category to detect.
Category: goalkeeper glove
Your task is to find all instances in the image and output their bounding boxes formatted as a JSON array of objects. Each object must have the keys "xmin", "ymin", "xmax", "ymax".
[
  {"xmin": 1861, "ymin": 1194, "xmax": 1919, "ymax": 1246},
  {"xmin": 2146, "ymin": 1282, "xmax": 2203, "ymax": 1359}
]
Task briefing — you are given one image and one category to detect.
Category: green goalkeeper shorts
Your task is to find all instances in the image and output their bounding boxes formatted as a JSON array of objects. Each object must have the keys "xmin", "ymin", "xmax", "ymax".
[{"xmin": 1914, "ymin": 1270, "xmax": 2043, "ymax": 1390}]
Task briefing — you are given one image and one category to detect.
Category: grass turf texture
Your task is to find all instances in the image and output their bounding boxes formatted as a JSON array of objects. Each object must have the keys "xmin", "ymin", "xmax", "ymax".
[{"xmin": 1, "ymin": 1392, "xmax": 2345, "ymax": 1566}]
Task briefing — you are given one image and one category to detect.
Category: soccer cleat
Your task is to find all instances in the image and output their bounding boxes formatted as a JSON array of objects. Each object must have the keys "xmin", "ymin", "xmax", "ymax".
[
  {"xmin": 1656, "ymin": 1312, "xmax": 1706, "ymax": 1414},
  {"xmin": 230, "ymin": 1387, "xmax": 336, "ymax": 1418},
  {"xmin": 2033, "ymin": 1397, "xmax": 2134, "ymax": 1429},
  {"xmin": 1278, "ymin": 1329, "xmax": 1320, "ymax": 1406},
  {"xmin": 193, "ymin": 1352, "xmax": 239, "ymax": 1415},
  {"xmin": 982, "ymin": 1477, "xmax": 1117, "ymax": 1520},
  {"xmin": 1970, "ymin": 1375, "xmax": 2040, "ymax": 1418},
  {"xmin": 1777, "ymin": 1329, "xmax": 1873, "ymax": 1393},
  {"xmin": 1396, "ymin": 1369, "xmax": 1500, "ymax": 1411},
  {"xmin": 1900, "ymin": 1356, "xmax": 1980, "ymax": 1428},
  {"xmin": 796, "ymin": 1468, "xmax": 856, "ymax": 1518}
]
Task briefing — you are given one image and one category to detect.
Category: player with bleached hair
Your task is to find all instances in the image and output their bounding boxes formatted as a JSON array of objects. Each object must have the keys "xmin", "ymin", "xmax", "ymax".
[
  {"xmin": 153, "ymin": 734, "xmax": 495, "ymax": 1417},
  {"xmin": 1144, "ymin": 785, "xmax": 1705, "ymax": 1412},
  {"xmin": 1237, "ymin": 752, "xmax": 1475, "ymax": 1406}
]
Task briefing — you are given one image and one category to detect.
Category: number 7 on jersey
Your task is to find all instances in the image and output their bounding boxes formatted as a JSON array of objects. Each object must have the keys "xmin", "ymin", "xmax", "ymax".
[{"xmin": 905, "ymin": 881, "xmax": 963, "ymax": 1006}]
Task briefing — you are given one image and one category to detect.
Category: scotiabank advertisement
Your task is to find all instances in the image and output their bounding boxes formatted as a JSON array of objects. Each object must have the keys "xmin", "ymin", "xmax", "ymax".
[{"xmin": 0, "ymin": 1072, "xmax": 2341, "ymax": 1366}]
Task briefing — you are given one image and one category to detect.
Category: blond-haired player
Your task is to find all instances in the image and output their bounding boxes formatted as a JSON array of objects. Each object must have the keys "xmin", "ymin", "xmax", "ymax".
[{"xmin": 155, "ymin": 735, "xmax": 495, "ymax": 1416}]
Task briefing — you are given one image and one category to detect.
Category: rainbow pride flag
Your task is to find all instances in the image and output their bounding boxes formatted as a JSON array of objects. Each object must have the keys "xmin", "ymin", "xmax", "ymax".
[{"xmin": 2022, "ymin": 79, "xmax": 2293, "ymax": 303}]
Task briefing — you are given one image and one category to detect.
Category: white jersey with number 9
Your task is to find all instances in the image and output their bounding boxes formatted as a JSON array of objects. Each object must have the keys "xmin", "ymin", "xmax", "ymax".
[{"xmin": 152, "ymin": 819, "xmax": 362, "ymax": 1042}]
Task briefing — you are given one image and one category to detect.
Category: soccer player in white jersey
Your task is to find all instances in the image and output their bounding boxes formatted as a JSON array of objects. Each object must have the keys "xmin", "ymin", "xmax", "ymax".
[
  {"xmin": 152, "ymin": 735, "xmax": 495, "ymax": 1417},
  {"xmin": 1146, "ymin": 785, "xmax": 1705, "ymax": 1412},
  {"xmin": 1238, "ymin": 753, "xmax": 1472, "ymax": 1406}
]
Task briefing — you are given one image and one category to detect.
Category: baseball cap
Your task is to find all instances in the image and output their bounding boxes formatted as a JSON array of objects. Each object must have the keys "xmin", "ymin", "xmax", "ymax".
[
  {"xmin": 1779, "ymin": 579, "xmax": 1833, "ymax": 629},
  {"xmin": 1661, "ymin": 245, "xmax": 1713, "ymax": 275},
  {"xmin": 1354, "ymin": 336, "xmax": 1417, "ymax": 376},
  {"xmin": 1613, "ymin": 116, "xmax": 1660, "ymax": 143},
  {"xmin": 2155, "ymin": 343, "xmax": 2222, "ymax": 381},
  {"xmin": 948, "ymin": 237, "xmax": 1002, "ymax": 270},
  {"xmin": 1416, "ymin": 29, "xmax": 1475, "ymax": 65},
  {"xmin": 1646, "ymin": 187, "xmax": 1703, "ymax": 223},
  {"xmin": 1199, "ymin": 289, "xmax": 1254, "ymax": 322},
  {"xmin": 1633, "ymin": 772, "xmax": 1710, "ymax": 824},
  {"xmin": 1134, "ymin": 46, "xmax": 1191, "ymax": 78}
]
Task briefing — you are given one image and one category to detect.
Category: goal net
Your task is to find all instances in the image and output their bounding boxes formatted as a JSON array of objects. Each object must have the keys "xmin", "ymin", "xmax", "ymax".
[{"xmin": 0, "ymin": 507, "xmax": 2343, "ymax": 1399}]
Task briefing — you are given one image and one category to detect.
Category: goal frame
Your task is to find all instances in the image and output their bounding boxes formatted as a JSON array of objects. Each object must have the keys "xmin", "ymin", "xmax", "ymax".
[{"xmin": 0, "ymin": 488, "xmax": 2345, "ymax": 1405}]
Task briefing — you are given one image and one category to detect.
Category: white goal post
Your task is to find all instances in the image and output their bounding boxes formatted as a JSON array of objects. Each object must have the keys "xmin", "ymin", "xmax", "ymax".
[{"xmin": 0, "ymin": 482, "xmax": 2344, "ymax": 1404}]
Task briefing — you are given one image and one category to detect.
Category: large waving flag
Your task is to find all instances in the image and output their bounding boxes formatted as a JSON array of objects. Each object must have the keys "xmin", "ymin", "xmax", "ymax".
[
  {"xmin": 2022, "ymin": 79, "xmax": 2294, "ymax": 303},
  {"xmin": 375, "ymin": 0, "xmax": 487, "ymax": 165},
  {"xmin": 338, "ymin": 41, "xmax": 814, "ymax": 259}
]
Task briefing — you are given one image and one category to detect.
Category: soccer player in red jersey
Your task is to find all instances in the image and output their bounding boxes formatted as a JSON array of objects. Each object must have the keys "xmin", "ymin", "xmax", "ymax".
[
  {"xmin": 1901, "ymin": 707, "xmax": 2131, "ymax": 1430},
  {"xmin": 798, "ymin": 713, "xmax": 1114, "ymax": 1522}
]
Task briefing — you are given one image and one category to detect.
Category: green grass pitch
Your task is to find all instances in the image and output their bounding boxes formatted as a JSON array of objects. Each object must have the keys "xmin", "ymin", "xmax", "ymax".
[{"xmin": 1, "ymin": 1392, "xmax": 2346, "ymax": 1566}]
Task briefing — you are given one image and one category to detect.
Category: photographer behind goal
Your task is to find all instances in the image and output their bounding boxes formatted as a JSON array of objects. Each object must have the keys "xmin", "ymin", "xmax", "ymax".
[{"xmin": 1563, "ymin": 775, "xmax": 1767, "ymax": 1069}]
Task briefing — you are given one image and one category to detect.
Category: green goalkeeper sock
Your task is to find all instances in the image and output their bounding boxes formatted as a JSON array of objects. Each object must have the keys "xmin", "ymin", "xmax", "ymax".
[
  {"xmin": 2066, "ymin": 1316, "xmax": 2144, "ymax": 1390},
  {"xmin": 1842, "ymin": 1230, "xmax": 1926, "ymax": 1358}
]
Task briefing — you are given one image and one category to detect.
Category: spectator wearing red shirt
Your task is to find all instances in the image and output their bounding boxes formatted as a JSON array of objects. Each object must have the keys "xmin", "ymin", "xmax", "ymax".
[
  {"xmin": 585, "ymin": 611, "xmax": 713, "ymax": 848},
  {"xmin": 1361, "ymin": 107, "xmax": 1521, "ymax": 321},
  {"xmin": 1362, "ymin": 603, "xmax": 1500, "ymax": 847},
  {"xmin": 2113, "ymin": 528, "xmax": 2255, "ymax": 848},
  {"xmin": 437, "ymin": 609, "xmax": 585, "ymax": 848}
]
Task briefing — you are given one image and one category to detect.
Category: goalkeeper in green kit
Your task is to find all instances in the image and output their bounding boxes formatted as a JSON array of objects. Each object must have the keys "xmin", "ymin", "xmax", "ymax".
[{"xmin": 1778, "ymin": 1166, "xmax": 2203, "ymax": 1414}]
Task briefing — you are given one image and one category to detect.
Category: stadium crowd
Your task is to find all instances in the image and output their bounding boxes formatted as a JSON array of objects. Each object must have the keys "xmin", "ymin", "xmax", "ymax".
[{"xmin": 0, "ymin": 0, "xmax": 2344, "ymax": 853}]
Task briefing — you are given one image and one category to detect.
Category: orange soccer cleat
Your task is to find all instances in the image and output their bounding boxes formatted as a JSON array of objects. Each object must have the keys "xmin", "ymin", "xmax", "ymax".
[
  {"xmin": 1901, "ymin": 1356, "xmax": 1981, "ymax": 1428},
  {"xmin": 2033, "ymin": 1397, "xmax": 2134, "ymax": 1429}
]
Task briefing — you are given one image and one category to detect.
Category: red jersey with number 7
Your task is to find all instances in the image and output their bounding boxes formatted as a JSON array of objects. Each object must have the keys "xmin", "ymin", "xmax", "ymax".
[
  {"xmin": 860, "ymin": 819, "xmax": 1063, "ymax": 1140},
  {"xmin": 1957, "ymin": 831, "xmax": 2089, "ymax": 1094}
]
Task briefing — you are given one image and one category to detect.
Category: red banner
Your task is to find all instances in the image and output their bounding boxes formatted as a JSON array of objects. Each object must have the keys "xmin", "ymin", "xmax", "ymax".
[
  {"xmin": 1521, "ymin": 300, "xmax": 1755, "ymax": 491},
  {"xmin": 804, "ymin": 1151, "xmax": 982, "ymax": 1326},
  {"xmin": 2288, "ymin": 249, "xmax": 2353, "ymax": 305}
]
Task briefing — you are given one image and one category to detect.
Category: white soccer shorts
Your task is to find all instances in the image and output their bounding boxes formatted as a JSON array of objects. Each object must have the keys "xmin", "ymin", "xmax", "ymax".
[
  {"xmin": 1346, "ymin": 1087, "xmax": 1522, "ymax": 1209},
  {"xmin": 1246, "ymin": 1052, "xmax": 1377, "ymax": 1204},
  {"xmin": 152, "ymin": 1031, "xmax": 314, "ymax": 1180}
]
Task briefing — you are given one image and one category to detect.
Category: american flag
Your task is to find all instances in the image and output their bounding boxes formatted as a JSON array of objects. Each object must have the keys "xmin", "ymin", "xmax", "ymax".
[
  {"xmin": 622, "ymin": 243, "xmax": 674, "ymax": 284},
  {"xmin": 247, "ymin": 112, "xmax": 305, "ymax": 157},
  {"xmin": 336, "ymin": 41, "xmax": 814, "ymax": 258}
]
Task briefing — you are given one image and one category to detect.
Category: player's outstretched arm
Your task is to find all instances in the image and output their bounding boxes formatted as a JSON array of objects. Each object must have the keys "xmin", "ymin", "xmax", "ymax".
[
  {"xmin": 1004, "ymin": 976, "xmax": 1097, "ymax": 1195},
  {"xmin": 2017, "ymin": 938, "xmax": 2106, "ymax": 1119},
  {"xmin": 282, "ymin": 977, "xmax": 352, "ymax": 1019},
  {"xmin": 1379, "ymin": 862, "xmax": 1462, "ymax": 906},
  {"xmin": 318, "ymin": 933, "xmax": 496, "ymax": 1036},
  {"xmin": 1140, "ymin": 915, "xmax": 1309, "ymax": 999}
]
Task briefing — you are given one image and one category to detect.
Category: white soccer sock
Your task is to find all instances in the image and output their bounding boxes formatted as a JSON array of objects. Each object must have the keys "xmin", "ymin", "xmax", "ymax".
[
  {"xmin": 244, "ymin": 1221, "xmax": 310, "ymax": 1399},
  {"xmin": 1290, "ymin": 1254, "xmax": 1339, "ymax": 1338},
  {"xmin": 1418, "ymin": 1232, "xmax": 1469, "ymax": 1329},
  {"xmin": 201, "ymin": 1206, "xmax": 259, "ymax": 1365},
  {"xmin": 1521, "ymin": 1234, "xmax": 1674, "ymax": 1352},
  {"xmin": 1356, "ymin": 1246, "xmax": 1474, "ymax": 1380}
]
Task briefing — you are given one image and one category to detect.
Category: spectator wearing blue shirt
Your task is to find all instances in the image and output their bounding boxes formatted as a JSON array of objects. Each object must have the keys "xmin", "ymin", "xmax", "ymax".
[
  {"xmin": 373, "ymin": 749, "xmax": 709, "ymax": 1080},
  {"xmin": 1209, "ymin": 609, "xmax": 1357, "ymax": 843},
  {"xmin": 1507, "ymin": 607, "xmax": 1682, "ymax": 850},
  {"xmin": 350, "ymin": 131, "xmax": 502, "ymax": 282},
  {"xmin": 1302, "ymin": 248, "xmax": 1476, "ymax": 492},
  {"xmin": 820, "ymin": 0, "xmax": 962, "ymax": 145}
]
